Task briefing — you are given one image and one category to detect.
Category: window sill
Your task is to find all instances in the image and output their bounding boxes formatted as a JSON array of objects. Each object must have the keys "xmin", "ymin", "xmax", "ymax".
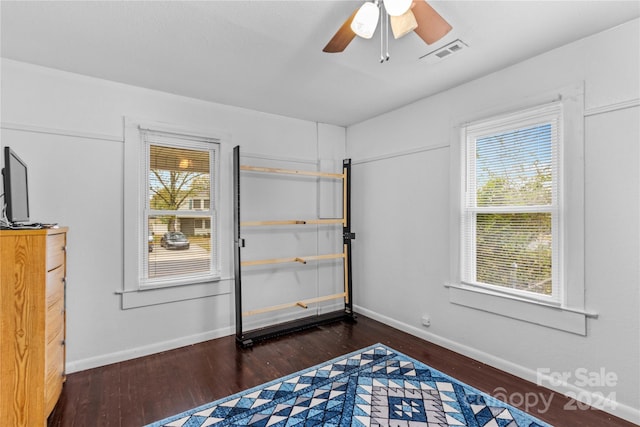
[
  {"xmin": 446, "ymin": 283, "xmax": 597, "ymax": 336},
  {"xmin": 119, "ymin": 278, "xmax": 232, "ymax": 309}
]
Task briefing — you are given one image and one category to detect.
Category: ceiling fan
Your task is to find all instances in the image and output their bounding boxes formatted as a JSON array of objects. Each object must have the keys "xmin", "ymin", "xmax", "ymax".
[{"xmin": 323, "ymin": 0, "xmax": 452, "ymax": 61}]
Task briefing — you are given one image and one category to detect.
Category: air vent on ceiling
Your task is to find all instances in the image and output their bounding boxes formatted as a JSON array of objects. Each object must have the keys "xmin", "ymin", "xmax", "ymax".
[{"xmin": 419, "ymin": 39, "xmax": 468, "ymax": 64}]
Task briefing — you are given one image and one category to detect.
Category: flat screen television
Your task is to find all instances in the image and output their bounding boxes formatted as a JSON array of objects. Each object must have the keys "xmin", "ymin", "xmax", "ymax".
[{"xmin": 2, "ymin": 146, "xmax": 30, "ymax": 225}]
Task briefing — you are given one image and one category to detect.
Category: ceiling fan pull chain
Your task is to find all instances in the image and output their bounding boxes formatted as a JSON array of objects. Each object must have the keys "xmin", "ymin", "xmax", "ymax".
[
  {"xmin": 385, "ymin": 6, "xmax": 390, "ymax": 61},
  {"xmin": 379, "ymin": 4, "xmax": 390, "ymax": 63},
  {"xmin": 379, "ymin": 2, "xmax": 385, "ymax": 63}
]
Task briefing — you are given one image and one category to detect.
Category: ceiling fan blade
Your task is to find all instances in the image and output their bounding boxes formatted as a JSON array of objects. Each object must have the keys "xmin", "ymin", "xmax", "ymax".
[
  {"xmin": 322, "ymin": 8, "xmax": 358, "ymax": 53},
  {"xmin": 412, "ymin": 0, "xmax": 452, "ymax": 45}
]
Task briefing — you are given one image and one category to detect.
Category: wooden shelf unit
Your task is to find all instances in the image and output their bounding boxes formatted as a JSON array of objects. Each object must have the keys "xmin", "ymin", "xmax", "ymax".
[
  {"xmin": 0, "ymin": 227, "xmax": 68, "ymax": 426},
  {"xmin": 233, "ymin": 146, "xmax": 355, "ymax": 347}
]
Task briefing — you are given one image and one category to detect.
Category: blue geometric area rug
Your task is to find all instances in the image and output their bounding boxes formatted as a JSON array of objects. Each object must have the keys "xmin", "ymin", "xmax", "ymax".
[{"xmin": 146, "ymin": 344, "xmax": 552, "ymax": 427}]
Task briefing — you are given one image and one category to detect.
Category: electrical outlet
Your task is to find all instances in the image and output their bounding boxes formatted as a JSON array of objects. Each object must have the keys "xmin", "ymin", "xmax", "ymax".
[{"xmin": 421, "ymin": 315, "xmax": 431, "ymax": 327}]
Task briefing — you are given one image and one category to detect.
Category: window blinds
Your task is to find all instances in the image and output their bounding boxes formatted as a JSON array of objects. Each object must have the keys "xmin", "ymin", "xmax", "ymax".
[
  {"xmin": 141, "ymin": 129, "xmax": 219, "ymax": 286},
  {"xmin": 462, "ymin": 103, "xmax": 561, "ymax": 298}
]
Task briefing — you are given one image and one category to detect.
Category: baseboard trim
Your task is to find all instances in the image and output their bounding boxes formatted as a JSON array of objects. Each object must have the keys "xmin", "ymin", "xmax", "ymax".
[
  {"xmin": 354, "ymin": 305, "xmax": 640, "ymax": 424},
  {"xmin": 65, "ymin": 306, "xmax": 639, "ymax": 424},
  {"xmin": 66, "ymin": 304, "xmax": 344, "ymax": 373},
  {"xmin": 65, "ymin": 325, "xmax": 234, "ymax": 374}
]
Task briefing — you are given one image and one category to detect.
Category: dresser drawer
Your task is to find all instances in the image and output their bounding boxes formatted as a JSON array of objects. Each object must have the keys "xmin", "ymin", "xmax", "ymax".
[
  {"xmin": 46, "ymin": 233, "xmax": 66, "ymax": 271},
  {"xmin": 44, "ymin": 331, "xmax": 65, "ymax": 415},
  {"xmin": 45, "ymin": 312, "xmax": 65, "ymax": 381},
  {"xmin": 46, "ymin": 296, "xmax": 64, "ymax": 343},
  {"xmin": 44, "ymin": 372, "xmax": 64, "ymax": 417},
  {"xmin": 46, "ymin": 266, "xmax": 65, "ymax": 308},
  {"xmin": 46, "ymin": 316, "xmax": 64, "ymax": 353}
]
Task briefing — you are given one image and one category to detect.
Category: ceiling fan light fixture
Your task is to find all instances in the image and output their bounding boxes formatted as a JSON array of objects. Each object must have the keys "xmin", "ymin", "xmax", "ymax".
[
  {"xmin": 350, "ymin": 1, "xmax": 380, "ymax": 39},
  {"xmin": 390, "ymin": 9, "xmax": 418, "ymax": 39},
  {"xmin": 322, "ymin": 0, "xmax": 453, "ymax": 60},
  {"xmin": 383, "ymin": 0, "xmax": 412, "ymax": 16}
]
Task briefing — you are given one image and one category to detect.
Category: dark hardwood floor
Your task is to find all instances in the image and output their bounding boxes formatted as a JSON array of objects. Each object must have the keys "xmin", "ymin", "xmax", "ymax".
[{"xmin": 48, "ymin": 315, "xmax": 633, "ymax": 427}]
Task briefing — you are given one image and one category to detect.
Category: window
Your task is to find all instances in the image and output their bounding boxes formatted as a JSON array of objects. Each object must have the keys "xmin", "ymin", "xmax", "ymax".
[
  {"xmin": 143, "ymin": 131, "xmax": 219, "ymax": 287},
  {"xmin": 123, "ymin": 119, "xmax": 226, "ymax": 306},
  {"xmin": 462, "ymin": 103, "xmax": 561, "ymax": 303},
  {"xmin": 448, "ymin": 84, "xmax": 593, "ymax": 335}
]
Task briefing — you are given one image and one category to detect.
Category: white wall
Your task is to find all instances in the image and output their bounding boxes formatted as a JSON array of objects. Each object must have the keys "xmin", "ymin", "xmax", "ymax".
[
  {"xmin": 1, "ymin": 16, "xmax": 638, "ymax": 424},
  {"xmin": 0, "ymin": 59, "xmax": 346, "ymax": 371},
  {"xmin": 347, "ymin": 19, "xmax": 640, "ymax": 423}
]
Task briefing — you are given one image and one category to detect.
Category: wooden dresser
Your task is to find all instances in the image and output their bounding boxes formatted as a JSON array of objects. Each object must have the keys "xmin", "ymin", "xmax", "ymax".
[{"xmin": 1, "ymin": 227, "xmax": 68, "ymax": 426}]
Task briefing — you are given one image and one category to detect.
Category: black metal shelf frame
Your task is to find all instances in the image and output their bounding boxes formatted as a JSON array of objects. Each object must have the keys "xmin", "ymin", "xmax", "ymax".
[{"xmin": 233, "ymin": 145, "xmax": 356, "ymax": 347}]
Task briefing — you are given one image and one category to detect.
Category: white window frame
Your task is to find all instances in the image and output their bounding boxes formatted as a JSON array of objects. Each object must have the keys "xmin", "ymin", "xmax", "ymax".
[
  {"xmin": 122, "ymin": 118, "xmax": 232, "ymax": 309},
  {"xmin": 461, "ymin": 102, "xmax": 562, "ymax": 304},
  {"xmin": 447, "ymin": 84, "xmax": 597, "ymax": 335}
]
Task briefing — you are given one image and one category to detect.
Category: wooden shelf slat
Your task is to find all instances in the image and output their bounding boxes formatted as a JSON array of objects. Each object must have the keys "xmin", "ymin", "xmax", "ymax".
[
  {"xmin": 241, "ymin": 219, "xmax": 344, "ymax": 227},
  {"xmin": 242, "ymin": 292, "xmax": 347, "ymax": 317},
  {"xmin": 241, "ymin": 253, "xmax": 345, "ymax": 267},
  {"xmin": 240, "ymin": 165, "xmax": 344, "ymax": 179}
]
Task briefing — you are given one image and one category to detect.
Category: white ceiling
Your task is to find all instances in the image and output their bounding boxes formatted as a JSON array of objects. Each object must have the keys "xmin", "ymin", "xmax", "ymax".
[{"xmin": 1, "ymin": 1, "xmax": 639, "ymax": 127}]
